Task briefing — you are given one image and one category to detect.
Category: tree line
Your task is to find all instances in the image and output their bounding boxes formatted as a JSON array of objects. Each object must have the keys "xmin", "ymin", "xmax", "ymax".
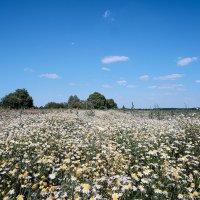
[{"xmin": 0, "ymin": 88, "xmax": 118, "ymax": 109}]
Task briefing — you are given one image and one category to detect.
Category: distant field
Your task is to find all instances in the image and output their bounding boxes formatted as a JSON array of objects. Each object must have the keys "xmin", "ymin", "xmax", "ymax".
[{"xmin": 0, "ymin": 109, "xmax": 199, "ymax": 199}]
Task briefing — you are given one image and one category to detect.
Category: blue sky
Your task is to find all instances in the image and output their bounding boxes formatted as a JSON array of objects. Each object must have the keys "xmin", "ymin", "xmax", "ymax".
[{"xmin": 0, "ymin": 0, "xmax": 200, "ymax": 108}]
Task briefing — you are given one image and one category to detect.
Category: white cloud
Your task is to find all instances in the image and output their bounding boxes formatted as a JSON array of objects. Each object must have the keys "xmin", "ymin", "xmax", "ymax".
[
  {"xmin": 148, "ymin": 84, "xmax": 184, "ymax": 90},
  {"xmin": 101, "ymin": 67, "xmax": 111, "ymax": 71},
  {"xmin": 154, "ymin": 73, "xmax": 183, "ymax": 80},
  {"xmin": 102, "ymin": 56, "xmax": 129, "ymax": 64},
  {"xmin": 139, "ymin": 75, "xmax": 149, "ymax": 81},
  {"xmin": 40, "ymin": 73, "xmax": 60, "ymax": 79},
  {"xmin": 126, "ymin": 85, "xmax": 137, "ymax": 88},
  {"xmin": 195, "ymin": 80, "xmax": 200, "ymax": 83},
  {"xmin": 177, "ymin": 57, "xmax": 198, "ymax": 66},
  {"xmin": 117, "ymin": 80, "xmax": 127, "ymax": 86},
  {"xmin": 24, "ymin": 68, "xmax": 34, "ymax": 72},
  {"xmin": 103, "ymin": 10, "xmax": 115, "ymax": 22},
  {"xmin": 102, "ymin": 84, "xmax": 112, "ymax": 88},
  {"xmin": 103, "ymin": 10, "xmax": 111, "ymax": 18}
]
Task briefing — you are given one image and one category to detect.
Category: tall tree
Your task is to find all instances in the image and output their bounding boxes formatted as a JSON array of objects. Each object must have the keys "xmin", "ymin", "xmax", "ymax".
[
  {"xmin": 1, "ymin": 88, "xmax": 33, "ymax": 109},
  {"xmin": 67, "ymin": 95, "xmax": 83, "ymax": 109},
  {"xmin": 87, "ymin": 92, "xmax": 106, "ymax": 109}
]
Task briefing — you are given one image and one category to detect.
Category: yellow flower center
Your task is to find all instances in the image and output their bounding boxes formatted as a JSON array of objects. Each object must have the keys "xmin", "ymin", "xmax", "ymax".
[{"xmin": 113, "ymin": 193, "xmax": 118, "ymax": 200}]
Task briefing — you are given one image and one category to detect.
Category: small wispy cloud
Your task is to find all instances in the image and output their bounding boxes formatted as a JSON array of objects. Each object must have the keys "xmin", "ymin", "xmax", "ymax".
[
  {"xmin": 24, "ymin": 68, "xmax": 34, "ymax": 72},
  {"xmin": 148, "ymin": 84, "xmax": 184, "ymax": 90},
  {"xmin": 117, "ymin": 80, "xmax": 127, "ymax": 86},
  {"xmin": 102, "ymin": 84, "xmax": 112, "ymax": 88},
  {"xmin": 139, "ymin": 75, "xmax": 149, "ymax": 81},
  {"xmin": 177, "ymin": 57, "xmax": 198, "ymax": 66},
  {"xmin": 103, "ymin": 10, "xmax": 115, "ymax": 22},
  {"xmin": 40, "ymin": 73, "xmax": 60, "ymax": 79},
  {"xmin": 101, "ymin": 67, "xmax": 111, "ymax": 71},
  {"xmin": 102, "ymin": 56, "xmax": 129, "ymax": 64},
  {"xmin": 126, "ymin": 85, "xmax": 137, "ymax": 88},
  {"xmin": 103, "ymin": 10, "xmax": 111, "ymax": 18},
  {"xmin": 154, "ymin": 73, "xmax": 183, "ymax": 81},
  {"xmin": 195, "ymin": 80, "xmax": 200, "ymax": 84}
]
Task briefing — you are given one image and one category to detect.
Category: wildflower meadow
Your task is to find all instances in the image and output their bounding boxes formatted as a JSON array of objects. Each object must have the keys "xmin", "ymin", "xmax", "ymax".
[{"xmin": 0, "ymin": 109, "xmax": 199, "ymax": 200}]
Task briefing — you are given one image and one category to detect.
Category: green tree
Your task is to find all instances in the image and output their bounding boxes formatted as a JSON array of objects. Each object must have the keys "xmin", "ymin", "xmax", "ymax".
[
  {"xmin": 1, "ymin": 88, "xmax": 33, "ymax": 109},
  {"xmin": 106, "ymin": 99, "xmax": 118, "ymax": 109},
  {"xmin": 67, "ymin": 95, "xmax": 83, "ymax": 109},
  {"xmin": 87, "ymin": 92, "xmax": 106, "ymax": 109}
]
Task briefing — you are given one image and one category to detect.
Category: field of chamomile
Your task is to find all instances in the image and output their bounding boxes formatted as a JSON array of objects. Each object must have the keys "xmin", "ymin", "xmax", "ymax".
[{"xmin": 0, "ymin": 109, "xmax": 199, "ymax": 200}]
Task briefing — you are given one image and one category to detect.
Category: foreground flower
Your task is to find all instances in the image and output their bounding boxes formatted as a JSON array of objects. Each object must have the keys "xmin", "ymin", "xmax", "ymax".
[
  {"xmin": 17, "ymin": 195, "xmax": 24, "ymax": 200},
  {"xmin": 112, "ymin": 193, "xmax": 119, "ymax": 200},
  {"xmin": 178, "ymin": 193, "xmax": 184, "ymax": 199},
  {"xmin": 138, "ymin": 185, "xmax": 145, "ymax": 192},
  {"xmin": 32, "ymin": 183, "xmax": 38, "ymax": 190},
  {"xmin": 49, "ymin": 173, "xmax": 56, "ymax": 179},
  {"xmin": 81, "ymin": 183, "xmax": 91, "ymax": 194},
  {"xmin": 76, "ymin": 168, "xmax": 82, "ymax": 177},
  {"xmin": 155, "ymin": 188, "xmax": 162, "ymax": 194}
]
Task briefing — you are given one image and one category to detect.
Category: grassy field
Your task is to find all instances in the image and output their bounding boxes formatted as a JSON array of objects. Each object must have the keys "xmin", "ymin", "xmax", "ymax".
[{"xmin": 0, "ymin": 109, "xmax": 199, "ymax": 200}]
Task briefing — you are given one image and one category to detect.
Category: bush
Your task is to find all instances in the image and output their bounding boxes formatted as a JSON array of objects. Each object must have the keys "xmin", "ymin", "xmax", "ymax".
[
  {"xmin": 106, "ymin": 99, "xmax": 118, "ymax": 109},
  {"xmin": 44, "ymin": 102, "xmax": 66, "ymax": 109}
]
